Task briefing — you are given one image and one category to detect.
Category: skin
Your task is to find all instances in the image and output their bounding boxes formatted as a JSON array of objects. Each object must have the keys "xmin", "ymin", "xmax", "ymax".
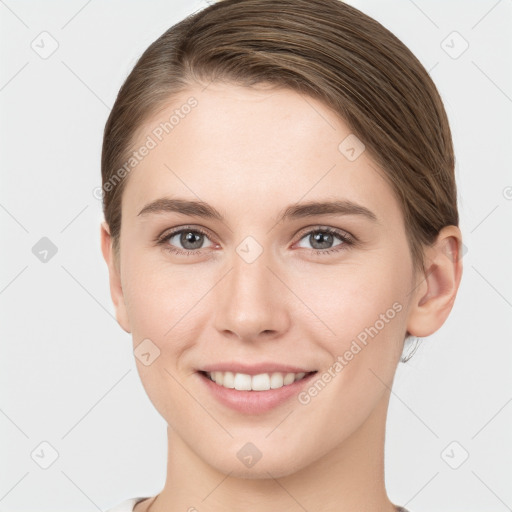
[{"xmin": 101, "ymin": 82, "xmax": 463, "ymax": 512}]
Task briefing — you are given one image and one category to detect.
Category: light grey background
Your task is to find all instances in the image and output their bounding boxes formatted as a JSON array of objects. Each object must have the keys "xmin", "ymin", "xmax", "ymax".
[{"xmin": 1, "ymin": 1, "xmax": 511, "ymax": 511}]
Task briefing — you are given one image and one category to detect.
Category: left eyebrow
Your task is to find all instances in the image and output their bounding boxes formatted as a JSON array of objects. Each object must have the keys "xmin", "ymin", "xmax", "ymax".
[
  {"xmin": 278, "ymin": 199, "xmax": 379, "ymax": 224},
  {"xmin": 137, "ymin": 197, "xmax": 379, "ymax": 224}
]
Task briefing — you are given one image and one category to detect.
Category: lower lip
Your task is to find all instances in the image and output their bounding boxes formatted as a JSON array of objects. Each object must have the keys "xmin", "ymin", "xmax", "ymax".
[{"xmin": 197, "ymin": 371, "xmax": 317, "ymax": 414}]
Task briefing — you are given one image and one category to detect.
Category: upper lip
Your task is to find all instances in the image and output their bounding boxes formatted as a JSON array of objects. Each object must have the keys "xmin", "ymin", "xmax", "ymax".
[{"xmin": 199, "ymin": 362, "xmax": 316, "ymax": 376}]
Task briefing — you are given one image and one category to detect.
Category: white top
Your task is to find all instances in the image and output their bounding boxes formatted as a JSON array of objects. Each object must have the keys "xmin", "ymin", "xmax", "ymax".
[
  {"xmin": 105, "ymin": 497, "xmax": 150, "ymax": 512},
  {"xmin": 106, "ymin": 497, "xmax": 411, "ymax": 512}
]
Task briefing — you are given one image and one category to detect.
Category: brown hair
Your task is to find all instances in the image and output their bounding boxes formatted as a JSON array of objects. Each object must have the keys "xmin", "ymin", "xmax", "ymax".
[{"xmin": 101, "ymin": 0, "xmax": 458, "ymax": 277}]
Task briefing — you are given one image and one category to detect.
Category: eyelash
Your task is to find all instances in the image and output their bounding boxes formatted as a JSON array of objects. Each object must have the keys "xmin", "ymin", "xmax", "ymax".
[{"xmin": 156, "ymin": 225, "xmax": 356, "ymax": 257}]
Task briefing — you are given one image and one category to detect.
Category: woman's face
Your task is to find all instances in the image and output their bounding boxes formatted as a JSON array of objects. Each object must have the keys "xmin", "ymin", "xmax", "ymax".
[{"xmin": 108, "ymin": 82, "xmax": 422, "ymax": 477}]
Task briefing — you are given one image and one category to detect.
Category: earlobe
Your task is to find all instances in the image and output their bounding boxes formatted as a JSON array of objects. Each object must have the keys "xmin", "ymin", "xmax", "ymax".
[
  {"xmin": 406, "ymin": 226, "xmax": 464, "ymax": 338},
  {"xmin": 100, "ymin": 222, "xmax": 132, "ymax": 333}
]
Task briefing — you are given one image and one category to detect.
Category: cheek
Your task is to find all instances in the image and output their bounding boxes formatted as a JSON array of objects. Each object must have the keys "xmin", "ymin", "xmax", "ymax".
[
  {"xmin": 121, "ymin": 257, "xmax": 208, "ymax": 423},
  {"xmin": 294, "ymin": 258, "xmax": 407, "ymax": 346},
  {"xmin": 122, "ymin": 250, "xmax": 199, "ymax": 336},
  {"xmin": 293, "ymin": 256, "xmax": 408, "ymax": 403},
  {"xmin": 289, "ymin": 270, "xmax": 406, "ymax": 450}
]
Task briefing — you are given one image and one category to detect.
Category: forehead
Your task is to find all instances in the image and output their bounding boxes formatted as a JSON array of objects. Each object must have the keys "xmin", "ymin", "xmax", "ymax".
[{"xmin": 122, "ymin": 83, "xmax": 401, "ymax": 225}]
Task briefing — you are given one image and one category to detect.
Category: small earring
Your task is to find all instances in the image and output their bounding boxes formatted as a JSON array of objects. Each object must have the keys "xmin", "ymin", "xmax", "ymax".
[{"xmin": 400, "ymin": 335, "xmax": 422, "ymax": 363}]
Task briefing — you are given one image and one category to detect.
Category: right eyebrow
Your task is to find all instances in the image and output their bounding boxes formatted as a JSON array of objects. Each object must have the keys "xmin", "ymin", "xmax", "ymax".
[{"xmin": 138, "ymin": 198, "xmax": 223, "ymax": 220}]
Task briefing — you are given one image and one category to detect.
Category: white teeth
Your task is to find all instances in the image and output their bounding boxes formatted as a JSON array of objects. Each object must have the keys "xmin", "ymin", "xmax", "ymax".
[
  {"xmin": 283, "ymin": 373, "xmax": 295, "ymax": 385},
  {"xmin": 222, "ymin": 371, "xmax": 235, "ymax": 388},
  {"xmin": 270, "ymin": 372, "xmax": 284, "ymax": 389},
  {"xmin": 234, "ymin": 373, "xmax": 252, "ymax": 390},
  {"xmin": 205, "ymin": 370, "xmax": 311, "ymax": 391},
  {"xmin": 251, "ymin": 373, "xmax": 270, "ymax": 391}
]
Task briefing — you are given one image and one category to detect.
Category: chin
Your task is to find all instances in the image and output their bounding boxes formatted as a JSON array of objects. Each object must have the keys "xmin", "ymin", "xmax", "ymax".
[{"xmin": 205, "ymin": 444, "xmax": 310, "ymax": 480}]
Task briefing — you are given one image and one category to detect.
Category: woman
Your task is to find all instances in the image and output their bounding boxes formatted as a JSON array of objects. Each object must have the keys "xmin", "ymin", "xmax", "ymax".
[{"xmin": 101, "ymin": 0, "xmax": 463, "ymax": 510}]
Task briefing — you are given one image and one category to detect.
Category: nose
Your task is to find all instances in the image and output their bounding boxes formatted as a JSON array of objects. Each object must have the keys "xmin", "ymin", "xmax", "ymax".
[{"xmin": 213, "ymin": 249, "xmax": 290, "ymax": 342}]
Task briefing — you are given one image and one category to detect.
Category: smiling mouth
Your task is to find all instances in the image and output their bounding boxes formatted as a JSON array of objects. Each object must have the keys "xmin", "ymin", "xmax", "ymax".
[{"xmin": 199, "ymin": 370, "xmax": 317, "ymax": 391}]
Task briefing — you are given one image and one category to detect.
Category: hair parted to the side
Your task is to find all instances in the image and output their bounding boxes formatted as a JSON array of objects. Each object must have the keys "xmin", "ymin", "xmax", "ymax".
[{"xmin": 101, "ymin": 0, "xmax": 459, "ymax": 280}]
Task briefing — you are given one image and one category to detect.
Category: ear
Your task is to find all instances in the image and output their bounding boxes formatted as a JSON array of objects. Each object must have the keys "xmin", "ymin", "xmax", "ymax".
[
  {"xmin": 406, "ymin": 225, "xmax": 464, "ymax": 338},
  {"xmin": 100, "ymin": 221, "xmax": 131, "ymax": 333}
]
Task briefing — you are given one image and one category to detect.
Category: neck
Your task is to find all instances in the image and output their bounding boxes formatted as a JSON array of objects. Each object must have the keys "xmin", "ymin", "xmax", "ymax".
[{"xmin": 150, "ymin": 389, "xmax": 397, "ymax": 512}]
